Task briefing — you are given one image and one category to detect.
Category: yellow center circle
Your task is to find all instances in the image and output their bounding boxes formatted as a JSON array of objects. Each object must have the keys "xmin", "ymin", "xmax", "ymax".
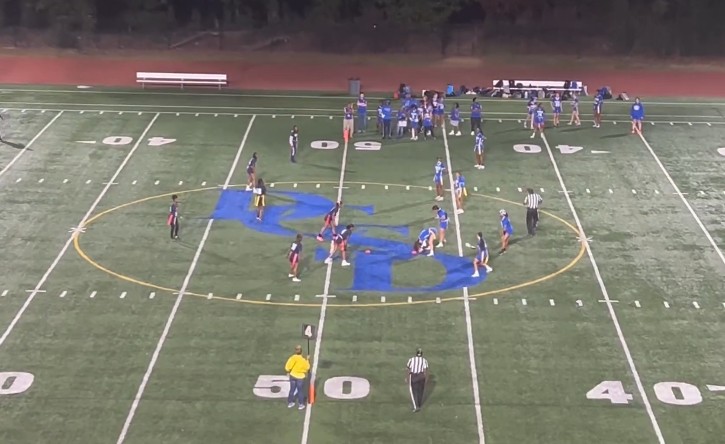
[{"xmin": 73, "ymin": 181, "xmax": 585, "ymax": 308}]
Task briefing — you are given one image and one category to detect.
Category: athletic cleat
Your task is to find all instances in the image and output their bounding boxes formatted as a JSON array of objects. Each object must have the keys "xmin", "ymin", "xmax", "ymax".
[
  {"xmin": 316, "ymin": 235, "xmax": 324, "ymax": 241},
  {"xmin": 456, "ymin": 209, "xmax": 464, "ymax": 215},
  {"xmin": 471, "ymin": 272, "xmax": 479, "ymax": 278},
  {"xmin": 436, "ymin": 242, "xmax": 444, "ymax": 248},
  {"xmin": 341, "ymin": 260, "xmax": 351, "ymax": 267},
  {"xmin": 288, "ymin": 274, "xmax": 295, "ymax": 278},
  {"xmin": 292, "ymin": 277, "xmax": 301, "ymax": 282},
  {"xmin": 455, "ymin": 131, "xmax": 461, "ymax": 136},
  {"xmin": 324, "ymin": 258, "xmax": 332, "ymax": 265},
  {"xmin": 427, "ymin": 251, "xmax": 434, "ymax": 257},
  {"xmin": 485, "ymin": 265, "xmax": 493, "ymax": 272},
  {"xmin": 288, "ymin": 403, "xmax": 295, "ymax": 408},
  {"xmin": 298, "ymin": 404, "xmax": 306, "ymax": 410}
]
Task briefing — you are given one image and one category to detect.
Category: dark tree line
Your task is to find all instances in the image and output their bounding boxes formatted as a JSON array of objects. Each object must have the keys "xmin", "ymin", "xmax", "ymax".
[{"xmin": 0, "ymin": 0, "xmax": 723, "ymax": 55}]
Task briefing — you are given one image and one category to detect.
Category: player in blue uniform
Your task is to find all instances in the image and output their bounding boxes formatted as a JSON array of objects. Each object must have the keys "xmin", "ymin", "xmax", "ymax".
[
  {"xmin": 356, "ymin": 93, "xmax": 367, "ymax": 133},
  {"xmin": 630, "ymin": 97, "xmax": 645, "ymax": 134},
  {"xmin": 551, "ymin": 93, "xmax": 563, "ymax": 127},
  {"xmin": 246, "ymin": 152, "xmax": 258, "ymax": 190},
  {"xmin": 289, "ymin": 126, "xmax": 299, "ymax": 163},
  {"xmin": 531, "ymin": 104, "xmax": 545, "ymax": 139},
  {"xmin": 593, "ymin": 92, "xmax": 603, "ymax": 128},
  {"xmin": 288, "ymin": 234, "xmax": 303, "ymax": 282},
  {"xmin": 324, "ymin": 224, "xmax": 354, "ymax": 266},
  {"xmin": 409, "ymin": 106, "xmax": 420, "ymax": 141},
  {"xmin": 316, "ymin": 201, "xmax": 342, "ymax": 241},
  {"xmin": 432, "ymin": 205, "xmax": 448, "ymax": 247},
  {"xmin": 454, "ymin": 171, "xmax": 467, "ymax": 214},
  {"xmin": 449, "ymin": 103, "xmax": 462, "ymax": 136},
  {"xmin": 470, "ymin": 97, "xmax": 482, "ymax": 135},
  {"xmin": 433, "ymin": 158, "xmax": 446, "ymax": 201},
  {"xmin": 473, "ymin": 128, "xmax": 486, "ymax": 170},
  {"xmin": 499, "ymin": 209, "xmax": 514, "ymax": 254},
  {"xmin": 412, "ymin": 227, "xmax": 438, "ymax": 257},
  {"xmin": 167, "ymin": 194, "xmax": 180, "ymax": 239},
  {"xmin": 471, "ymin": 232, "xmax": 493, "ymax": 277},
  {"xmin": 525, "ymin": 97, "xmax": 538, "ymax": 129},
  {"xmin": 568, "ymin": 93, "xmax": 581, "ymax": 126}
]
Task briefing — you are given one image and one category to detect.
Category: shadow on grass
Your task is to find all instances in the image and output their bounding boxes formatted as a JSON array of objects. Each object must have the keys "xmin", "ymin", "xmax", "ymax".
[{"xmin": 1, "ymin": 139, "xmax": 27, "ymax": 150}]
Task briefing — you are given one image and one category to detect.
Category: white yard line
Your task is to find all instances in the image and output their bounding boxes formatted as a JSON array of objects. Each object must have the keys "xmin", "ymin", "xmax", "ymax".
[
  {"xmin": 0, "ymin": 111, "xmax": 63, "ymax": 179},
  {"xmin": 0, "ymin": 112, "xmax": 160, "ymax": 348},
  {"xmin": 115, "ymin": 115, "xmax": 256, "ymax": 444},
  {"xmin": 300, "ymin": 137, "xmax": 350, "ymax": 444},
  {"xmin": 636, "ymin": 131, "xmax": 725, "ymax": 269},
  {"xmin": 540, "ymin": 133, "xmax": 665, "ymax": 444},
  {"xmin": 441, "ymin": 124, "xmax": 486, "ymax": 444}
]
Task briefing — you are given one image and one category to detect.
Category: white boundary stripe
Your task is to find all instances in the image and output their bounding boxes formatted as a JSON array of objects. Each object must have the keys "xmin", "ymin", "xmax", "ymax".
[
  {"xmin": 301, "ymin": 132, "xmax": 350, "ymax": 444},
  {"xmin": 0, "ymin": 113, "xmax": 160, "ymax": 349},
  {"xmin": 116, "ymin": 115, "xmax": 257, "ymax": 444},
  {"xmin": 442, "ymin": 123, "xmax": 486, "ymax": 443},
  {"xmin": 636, "ymin": 131, "xmax": 725, "ymax": 269},
  {"xmin": 0, "ymin": 111, "xmax": 63, "ymax": 179},
  {"xmin": 540, "ymin": 133, "xmax": 665, "ymax": 443}
]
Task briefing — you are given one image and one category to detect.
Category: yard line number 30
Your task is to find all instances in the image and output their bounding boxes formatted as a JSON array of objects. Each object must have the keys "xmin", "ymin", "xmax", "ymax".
[{"xmin": 587, "ymin": 380, "xmax": 703, "ymax": 406}]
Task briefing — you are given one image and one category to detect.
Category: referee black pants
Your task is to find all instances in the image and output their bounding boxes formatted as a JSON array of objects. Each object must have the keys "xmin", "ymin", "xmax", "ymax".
[
  {"xmin": 526, "ymin": 208, "xmax": 539, "ymax": 235},
  {"xmin": 409, "ymin": 373, "xmax": 426, "ymax": 410}
]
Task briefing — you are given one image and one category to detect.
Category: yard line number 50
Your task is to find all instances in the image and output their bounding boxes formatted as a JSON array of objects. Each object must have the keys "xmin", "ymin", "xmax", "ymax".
[
  {"xmin": 587, "ymin": 380, "xmax": 703, "ymax": 406},
  {"xmin": 253, "ymin": 375, "xmax": 370, "ymax": 400},
  {"xmin": 513, "ymin": 144, "xmax": 583, "ymax": 154}
]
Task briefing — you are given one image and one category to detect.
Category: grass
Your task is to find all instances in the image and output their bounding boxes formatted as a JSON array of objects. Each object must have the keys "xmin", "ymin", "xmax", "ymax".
[{"xmin": 0, "ymin": 87, "xmax": 723, "ymax": 444}]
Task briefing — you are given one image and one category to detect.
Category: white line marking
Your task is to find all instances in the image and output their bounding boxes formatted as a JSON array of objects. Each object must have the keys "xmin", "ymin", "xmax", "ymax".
[
  {"xmin": 590, "ymin": 150, "xmax": 611, "ymax": 154},
  {"xmin": 707, "ymin": 122, "xmax": 712, "ymax": 126},
  {"xmin": 236, "ymin": 293, "xmax": 242, "ymax": 300},
  {"xmin": 385, "ymin": 185, "xmax": 389, "ymax": 190},
  {"xmin": 406, "ymin": 185, "xmax": 410, "ymax": 190},
  {"xmin": 549, "ymin": 299, "xmax": 555, "ymax": 306},
  {"xmin": 89, "ymin": 291, "xmax": 96, "ymax": 299},
  {"xmin": 495, "ymin": 187, "xmax": 500, "ymax": 192},
  {"xmin": 541, "ymin": 133, "xmax": 664, "ymax": 443},
  {"xmin": 540, "ymin": 188, "xmax": 545, "ymax": 193},
  {"xmin": 15, "ymin": 178, "xmax": 21, "ymax": 183},
  {"xmin": 62, "ymin": 179, "xmax": 68, "ymax": 183},
  {"xmin": 380, "ymin": 295, "xmax": 386, "ymax": 303},
  {"xmin": 473, "ymin": 186, "xmax": 478, "ymax": 192},
  {"xmin": 294, "ymin": 294, "xmax": 300, "ymax": 302},
  {"xmin": 0, "ymin": 290, "xmax": 7, "ymax": 297},
  {"xmin": 637, "ymin": 131, "xmax": 725, "ymax": 270},
  {"xmin": 663, "ymin": 301, "xmax": 670, "ymax": 308},
  {"xmin": 293, "ymin": 183, "xmax": 298, "ymax": 188},
  {"xmin": 201, "ymin": 181, "xmax": 207, "ymax": 186},
  {"xmin": 707, "ymin": 385, "xmax": 725, "ymax": 392},
  {"xmin": 352, "ymin": 295, "xmax": 358, "ymax": 302},
  {"xmin": 149, "ymin": 292, "xmax": 155, "ymax": 299},
  {"xmin": 0, "ymin": 113, "xmax": 160, "ymax": 349},
  {"xmin": 38, "ymin": 178, "xmax": 44, "ymax": 183},
  {"xmin": 120, "ymin": 292, "xmax": 126, "ymax": 299},
  {"xmin": 436, "ymin": 297, "xmax": 441, "ymax": 304},
  {"xmin": 265, "ymin": 293, "xmax": 272, "ymax": 301},
  {"xmin": 654, "ymin": 190, "xmax": 660, "ymax": 195},
  {"xmin": 521, "ymin": 298, "xmax": 527, "ymax": 306},
  {"xmin": 632, "ymin": 189, "xmax": 637, "ymax": 194},
  {"xmin": 609, "ymin": 188, "xmax": 614, "ymax": 194},
  {"xmin": 517, "ymin": 187, "xmax": 522, "ymax": 192},
  {"xmin": 576, "ymin": 300, "xmax": 583, "ymax": 307},
  {"xmin": 692, "ymin": 301, "xmax": 700, "ymax": 309},
  {"xmin": 131, "ymin": 180, "xmax": 137, "ymax": 185},
  {"xmin": 59, "ymin": 291, "xmax": 67, "ymax": 298},
  {"xmin": 178, "ymin": 180, "xmax": 183, "ymax": 186},
  {"xmin": 634, "ymin": 300, "xmax": 641, "ymax": 308},
  {"xmin": 316, "ymin": 184, "xmax": 320, "ymax": 188},
  {"xmin": 85, "ymin": 179, "xmax": 91, "ymax": 184},
  {"xmin": 599, "ymin": 299, "xmax": 620, "ymax": 303},
  {"xmin": 361, "ymin": 184, "xmax": 366, "ymax": 189},
  {"xmin": 440, "ymin": 125, "xmax": 486, "ymax": 442},
  {"xmin": 154, "ymin": 180, "xmax": 159, "ymax": 185},
  {"xmin": 0, "ymin": 112, "xmax": 63, "ymax": 179},
  {"xmin": 116, "ymin": 116, "xmax": 256, "ymax": 444},
  {"xmin": 586, "ymin": 188, "xmax": 591, "ymax": 194},
  {"xmin": 407, "ymin": 296, "xmax": 412, "ymax": 303},
  {"xmin": 493, "ymin": 298, "xmax": 498, "ymax": 305},
  {"xmin": 301, "ymin": 124, "xmax": 351, "ymax": 444},
  {"xmin": 207, "ymin": 293, "xmax": 213, "ymax": 300}
]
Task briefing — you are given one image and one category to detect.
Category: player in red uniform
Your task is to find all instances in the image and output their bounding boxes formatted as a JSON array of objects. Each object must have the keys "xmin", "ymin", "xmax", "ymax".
[
  {"xmin": 167, "ymin": 194, "xmax": 180, "ymax": 239},
  {"xmin": 324, "ymin": 224, "xmax": 354, "ymax": 266},
  {"xmin": 316, "ymin": 201, "xmax": 343, "ymax": 241},
  {"xmin": 288, "ymin": 234, "xmax": 303, "ymax": 282}
]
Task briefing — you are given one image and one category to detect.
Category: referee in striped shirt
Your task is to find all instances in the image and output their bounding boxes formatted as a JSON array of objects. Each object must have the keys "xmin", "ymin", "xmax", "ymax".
[
  {"xmin": 524, "ymin": 188, "xmax": 543, "ymax": 236},
  {"xmin": 405, "ymin": 348, "xmax": 429, "ymax": 412}
]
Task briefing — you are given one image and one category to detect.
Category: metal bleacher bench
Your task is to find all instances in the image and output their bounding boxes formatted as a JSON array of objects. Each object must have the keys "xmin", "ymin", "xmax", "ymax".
[
  {"xmin": 136, "ymin": 72, "xmax": 228, "ymax": 89},
  {"xmin": 493, "ymin": 80, "xmax": 587, "ymax": 95}
]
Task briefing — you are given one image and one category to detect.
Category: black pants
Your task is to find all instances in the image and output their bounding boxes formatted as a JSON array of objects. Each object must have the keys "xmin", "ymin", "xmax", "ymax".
[
  {"xmin": 409, "ymin": 373, "xmax": 426, "ymax": 410},
  {"xmin": 526, "ymin": 208, "xmax": 539, "ymax": 235},
  {"xmin": 470, "ymin": 117, "xmax": 482, "ymax": 133},
  {"xmin": 170, "ymin": 221, "xmax": 179, "ymax": 239},
  {"xmin": 383, "ymin": 120, "xmax": 391, "ymax": 138}
]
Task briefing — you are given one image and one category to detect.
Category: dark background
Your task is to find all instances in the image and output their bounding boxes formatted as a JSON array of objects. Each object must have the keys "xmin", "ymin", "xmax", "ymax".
[{"xmin": 0, "ymin": 0, "xmax": 723, "ymax": 56}]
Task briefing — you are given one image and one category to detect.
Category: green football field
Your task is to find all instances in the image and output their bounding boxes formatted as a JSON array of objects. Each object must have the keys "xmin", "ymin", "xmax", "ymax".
[{"xmin": 0, "ymin": 86, "xmax": 724, "ymax": 444}]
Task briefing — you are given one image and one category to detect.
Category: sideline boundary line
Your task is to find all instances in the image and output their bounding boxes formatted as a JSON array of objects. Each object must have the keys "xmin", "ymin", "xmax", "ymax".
[
  {"xmin": 115, "ymin": 115, "xmax": 257, "ymax": 444},
  {"xmin": 300, "ymin": 134, "xmax": 350, "ymax": 443},
  {"xmin": 540, "ymin": 133, "xmax": 665, "ymax": 443},
  {"xmin": 0, "ymin": 111, "xmax": 63, "ymax": 179},
  {"xmin": 636, "ymin": 131, "xmax": 725, "ymax": 269},
  {"xmin": 442, "ymin": 124, "xmax": 486, "ymax": 443},
  {"xmin": 0, "ymin": 112, "xmax": 160, "ymax": 348}
]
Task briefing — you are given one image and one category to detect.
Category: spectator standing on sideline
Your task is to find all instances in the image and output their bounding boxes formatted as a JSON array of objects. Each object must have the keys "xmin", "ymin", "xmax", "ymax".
[
  {"xmin": 356, "ymin": 93, "xmax": 368, "ymax": 133},
  {"xmin": 524, "ymin": 188, "xmax": 543, "ymax": 236},
  {"xmin": 405, "ymin": 348, "xmax": 429, "ymax": 412},
  {"xmin": 381, "ymin": 100, "xmax": 392, "ymax": 139},
  {"xmin": 285, "ymin": 345, "xmax": 310, "ymax": 410}
]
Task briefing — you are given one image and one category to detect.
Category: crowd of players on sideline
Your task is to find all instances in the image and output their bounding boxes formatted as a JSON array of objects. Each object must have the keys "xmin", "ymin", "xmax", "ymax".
[{"xmin": 271, "ymin": 85, "xmax": 644, "ymax": 282}]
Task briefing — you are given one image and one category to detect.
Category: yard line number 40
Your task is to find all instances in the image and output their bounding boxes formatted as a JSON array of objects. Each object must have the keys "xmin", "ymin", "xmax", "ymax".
[{"xmin": 587, "ymin": 380, "xmax": 703, "ymax": 406}]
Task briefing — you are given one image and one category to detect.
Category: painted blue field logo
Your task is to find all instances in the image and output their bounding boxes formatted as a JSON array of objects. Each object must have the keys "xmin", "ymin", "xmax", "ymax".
[{"xmin": 212, "ymin": 190, "xmax": 486, "ymax": 293}]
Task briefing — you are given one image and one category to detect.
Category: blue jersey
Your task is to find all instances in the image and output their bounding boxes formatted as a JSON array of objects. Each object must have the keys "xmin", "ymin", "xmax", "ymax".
[
  {"xmin": 398, "ymin": 108, "xmax": 407, "ymax": 122},
  {"xmin": 410, "ymin": 109, "xmax": 419, "ymax": 123},
  {"xmin": 534, "ymin": 108, "xmax": 545, "ymax": 123},
  {"xmin": 423, "ymin": 112, "xmax": 433, "ymax": 127},
  {"xmin": 381, "ymin": 104, "xmax": 392, "ymax": 120},
  {"xmin": 344, "ymin": 106, "xmax": 353, "ymax": 120},
  {"xmin": 631, "ymin": 102, "xmax": 645, "ymax": 120},
  {"xmin": 594, "ymin": 95, "xmax": 603, "ymax": 112},
  {"xmin": 434, "ymin": 161, "xmax": 445, "ymax": 183},
  {"xmin": 501, "ymin": 215, "xmax": 514, "ymax": 235},
  {"xmin": 474, "ymin": 132, "xmax": 485, "ymax": 152},
  {"xmin": 454, "ymin": 175, "xmax": 466, "ymax": 194},
  {"xmin": 434, "ymin": 100, "xmax": 445, "ymax": 115},
  {"xmin": 357, "ymin": 97, "xmax": 367, "ymax": 115},
  {"xmin": 450, "ymin": 108, "xmax": 460, "ymax": 123},
  {"xmin": 471, "ymin": 102, "xmax": 482, "ymax": 118},
  {"xmin": 418, "ymin": 228, "xmax": 437, "ymax": 242},
  {"xmin": 476, "ymin": 237, "xmax": 488, "ymax": 262},
  {"xmin": 551, "ymin": 96, "xmax": 562, "ymax": 113},
  {"xmin": 436, "ymin": 208, "xmax": 449, "ymax": 229}
]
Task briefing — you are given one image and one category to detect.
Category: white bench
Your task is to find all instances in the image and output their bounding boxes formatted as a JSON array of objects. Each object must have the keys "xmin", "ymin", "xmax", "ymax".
[
  {"xmin": 136, "ymin": 72, "xmax": 228, "ymax": 89},
  {"xmin": 493, "ymin": 80, "xmax": 587, "ymax": 95}
]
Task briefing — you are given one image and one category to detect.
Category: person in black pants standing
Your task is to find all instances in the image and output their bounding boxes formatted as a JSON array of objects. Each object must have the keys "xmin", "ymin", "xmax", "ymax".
[
  {"xmin": 524, "ymin": 188, "xmax": 543, "ymax": 235},
  {"xmin": 405, "ymin": 348, "xmax": 429, "ymax": 412},
  {"xmin": 168, "ymin": 194, "xmax": 180, "ymax": 239}
]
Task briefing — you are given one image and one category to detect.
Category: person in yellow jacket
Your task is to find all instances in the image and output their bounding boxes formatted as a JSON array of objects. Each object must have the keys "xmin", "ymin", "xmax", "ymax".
[{"xmin": 285, "ymin": 345, "xmax": 311, "ymax": 410}]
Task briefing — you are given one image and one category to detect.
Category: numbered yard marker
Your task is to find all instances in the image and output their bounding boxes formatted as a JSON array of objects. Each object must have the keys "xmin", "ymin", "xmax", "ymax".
[
  {"xmin": 253, "ymin": 375, "xmax": 371, "ymax": 400},
  {"xmin": 653, "ymin": 382, "xmax": 702, "ymax": 406},
  {"xmin": 148, "ymin": 137, "xmax": 176, "ymax": 147},
  {"xmin": 0, "ymin": 372, "xmax": 34, "ymax": 396},
  {"xmin": 586, "ymin": 380, "xmax": 634, "ymax": 405},
  {"xmin": 252, "ymin": 375, "xmax": 289, "ymax": 399},
  {"xmin": 513, "ymin": 144, "xmax": 542, "ymax": 154},
  {"xmin": 102, "ymin": 136, "xmax": 133, "ymax": 146},
  {"xmin": 302, "ymin": 324, "xmax": 317, "ymax": 339},
  {"xmin": 354, "ymin": 141, "xmax": 382, "ymax": 151},
  {"xmin": 310, "ymin": 140, "xmax": 340, "ymax": 150}
]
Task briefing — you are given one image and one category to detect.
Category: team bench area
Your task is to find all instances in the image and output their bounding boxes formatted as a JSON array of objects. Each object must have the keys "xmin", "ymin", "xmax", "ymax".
[
  {"xmin": 493, "ymin": 79, "xmax": 588, "ymax": 95},
  {"xmin": 135, "ymin": 72, "xmax": 228, "ymax": 89}
]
